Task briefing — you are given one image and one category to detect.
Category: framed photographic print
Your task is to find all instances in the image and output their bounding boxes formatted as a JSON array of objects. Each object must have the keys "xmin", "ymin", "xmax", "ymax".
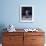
[{"xmin": 20, "ymin": 5, "xmax": 34, "ymax": 22}]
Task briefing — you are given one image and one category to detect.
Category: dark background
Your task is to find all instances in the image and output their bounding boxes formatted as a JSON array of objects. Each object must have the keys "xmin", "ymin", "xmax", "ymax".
[{"xmin": 22, "ymin": 7, "xmax": 32, "ymax": 16}]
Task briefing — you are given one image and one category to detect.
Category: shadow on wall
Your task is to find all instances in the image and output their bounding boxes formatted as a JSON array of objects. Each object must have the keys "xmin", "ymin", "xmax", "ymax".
[{"xmin": 0, "ymin": 24, "xmax": 7, "ymax": 43}]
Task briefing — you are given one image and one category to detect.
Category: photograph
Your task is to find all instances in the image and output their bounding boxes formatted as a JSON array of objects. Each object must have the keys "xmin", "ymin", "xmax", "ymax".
[{"xmin": 20, "ymin": 5, "xmax": 34, "ymax": 22}]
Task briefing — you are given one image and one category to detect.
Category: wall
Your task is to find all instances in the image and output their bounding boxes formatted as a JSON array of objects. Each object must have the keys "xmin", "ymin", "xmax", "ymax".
[
  {"xmin": 0, "ymin": 0, "xmax": 46, "ymax": 29},
  {"xmin": 0, "ymin": 0, "xmax": 46, "ymax": 43}
]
